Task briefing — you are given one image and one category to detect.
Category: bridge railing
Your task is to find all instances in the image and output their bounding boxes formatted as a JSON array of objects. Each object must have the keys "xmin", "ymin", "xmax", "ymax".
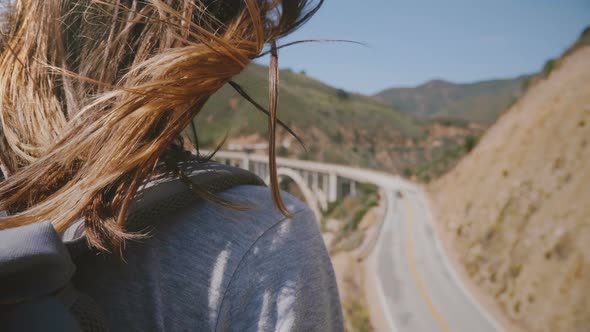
[
  {"xmin": 203, "ymin": 150, "xmax": 413, "ymax": 190},
  {"xmin": 203, "ymin": 150, "xmax": 415, "ymax": 258}
]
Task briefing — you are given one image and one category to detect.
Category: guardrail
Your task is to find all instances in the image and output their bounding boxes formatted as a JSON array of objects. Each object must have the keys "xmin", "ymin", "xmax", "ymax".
[{"xmin": 355, "ymin": 188, "xmax": 391, "ymax": 261}]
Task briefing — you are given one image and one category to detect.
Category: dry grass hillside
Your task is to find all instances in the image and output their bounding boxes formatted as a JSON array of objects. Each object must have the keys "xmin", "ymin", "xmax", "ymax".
[
  {"xmin": 431, "ymin": 45, "xmax": 590, "ymax": 332},
  {"xmin": 191, "ymin": 64, "xmax": 483, "ymax": 179}
]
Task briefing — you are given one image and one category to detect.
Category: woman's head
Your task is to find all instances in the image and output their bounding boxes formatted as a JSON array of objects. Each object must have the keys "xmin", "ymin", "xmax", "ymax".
[{"xmin": 0, "ymin": 0, "xmax": 322, "ymax": 251}]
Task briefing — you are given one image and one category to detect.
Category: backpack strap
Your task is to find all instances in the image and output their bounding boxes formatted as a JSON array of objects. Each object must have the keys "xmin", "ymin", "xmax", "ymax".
[
  {"xmin": 0, "ymin": 221, "xmax": 75, "ymax": 305},
  {"xmin": 0, "ymin": 221, "xmax": 83, "ymax": 331}
]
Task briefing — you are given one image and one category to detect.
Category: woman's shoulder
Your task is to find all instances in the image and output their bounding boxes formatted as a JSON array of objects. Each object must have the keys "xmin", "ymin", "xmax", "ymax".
[
  {"xmin": 126, "ymin": 159, "xmax": 316, "ymax": 248},
  {"xmin": 146, "ymin": 181, "xmax": 318, "ymax": 250},
  {"xmin": 209, "ymin": 184, "xmax": 315, "ymax": 237},
  {"xmin": 73, "ymin": 181, "xmax": 342, "ymax": 331},
  {"xmin": 209, "ymin": 186, "xmax": 343, "ymax": 332}
]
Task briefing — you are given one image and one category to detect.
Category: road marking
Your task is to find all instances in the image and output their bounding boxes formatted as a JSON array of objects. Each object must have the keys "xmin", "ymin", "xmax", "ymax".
[
  {"xmin": 371, "ymin": 191, "xmax": 399, "ymax": 332},
  {"xmin": 404, "ymin": 196, "xmax": 453, "ymax": 332},
  {"xmin": 372, "ymin": 249, "xmax": 399, "ymax": 332}
]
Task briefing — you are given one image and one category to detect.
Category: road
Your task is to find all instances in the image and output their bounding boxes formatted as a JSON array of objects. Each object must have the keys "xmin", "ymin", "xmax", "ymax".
[{"xmin": 365, "ymin": 184, "xmax": 502, "ymax": 332}]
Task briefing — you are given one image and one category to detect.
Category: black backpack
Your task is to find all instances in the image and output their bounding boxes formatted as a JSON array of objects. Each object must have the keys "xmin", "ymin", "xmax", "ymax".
[{"xmin": 0, "ymin": 161, "xmax": 264, "ymax": 331}]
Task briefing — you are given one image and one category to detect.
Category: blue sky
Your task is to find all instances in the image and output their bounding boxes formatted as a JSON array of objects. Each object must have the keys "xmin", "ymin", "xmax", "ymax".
[{"xmin": 260, "ymin": 0, "xmax": 590, "ymax": 95}]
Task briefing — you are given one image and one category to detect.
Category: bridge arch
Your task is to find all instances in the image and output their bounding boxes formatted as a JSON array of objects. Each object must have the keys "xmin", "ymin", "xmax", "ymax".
[{"xmin": 265, "ymin": 167, "xmax": 322, "ymax": 222}]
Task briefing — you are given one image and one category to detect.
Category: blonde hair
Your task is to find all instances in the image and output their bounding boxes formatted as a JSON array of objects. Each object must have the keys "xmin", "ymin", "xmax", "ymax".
[{"xmin": 0, "ymin": 0, "xmax": 322, "ymax": 251}]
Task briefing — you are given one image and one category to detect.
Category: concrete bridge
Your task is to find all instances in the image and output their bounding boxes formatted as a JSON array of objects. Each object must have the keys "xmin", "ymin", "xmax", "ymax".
[{"xmin": 208, "ymin": 150, "xmax": 371, "ymax": 221}]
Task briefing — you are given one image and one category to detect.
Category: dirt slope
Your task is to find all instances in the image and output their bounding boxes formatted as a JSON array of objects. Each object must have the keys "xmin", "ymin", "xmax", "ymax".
[{"xmin": 431, "ymin": 46, "xmax": 590, "ymax": 332}]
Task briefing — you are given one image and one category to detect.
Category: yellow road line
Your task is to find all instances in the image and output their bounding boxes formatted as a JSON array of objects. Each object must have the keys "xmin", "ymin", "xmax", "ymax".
[{"xmin": 404, "ymin": 198, "xmax": 453, "ymax": 332}]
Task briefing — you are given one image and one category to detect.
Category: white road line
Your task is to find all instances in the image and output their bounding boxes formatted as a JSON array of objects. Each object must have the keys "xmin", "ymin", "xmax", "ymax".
[{"xmin": 372, "ymin": 190, "xmax": 399, "ymax": 332}]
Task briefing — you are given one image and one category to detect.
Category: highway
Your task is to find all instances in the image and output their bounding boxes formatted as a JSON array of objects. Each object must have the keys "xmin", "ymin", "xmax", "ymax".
[{"xmin": 365, "ymin": 184, "xmax": 502, "ymax": 332}]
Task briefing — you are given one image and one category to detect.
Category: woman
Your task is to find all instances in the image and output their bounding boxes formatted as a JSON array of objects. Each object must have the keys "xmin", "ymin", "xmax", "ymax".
[{"xmin": 0, "ymin": 1, "xmax": 343, "ymax": 331}]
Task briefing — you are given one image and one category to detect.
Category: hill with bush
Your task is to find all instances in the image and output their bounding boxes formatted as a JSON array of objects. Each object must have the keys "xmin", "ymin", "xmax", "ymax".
[
  {"xmin": 374, "ymin": 76, "xmax": 529, "ymax": 125},
  {"xmin": 191, "ymin": 63, "xmax": 483, "ymax": 179},
  {"xmin": 431, "ymin": 27, "xmax": 590, "ymax": 332}
]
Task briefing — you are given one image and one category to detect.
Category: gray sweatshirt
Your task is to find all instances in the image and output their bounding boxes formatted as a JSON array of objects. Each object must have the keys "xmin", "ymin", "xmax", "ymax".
[{"xmin": 72, "ymin": 182, "xmax": 344, "ymax": 332}]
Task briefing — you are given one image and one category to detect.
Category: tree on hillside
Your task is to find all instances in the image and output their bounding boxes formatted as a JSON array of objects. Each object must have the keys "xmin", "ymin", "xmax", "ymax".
[{"xmin": 336, "ymin": 89, "xmax": 350, "ymax": 100}]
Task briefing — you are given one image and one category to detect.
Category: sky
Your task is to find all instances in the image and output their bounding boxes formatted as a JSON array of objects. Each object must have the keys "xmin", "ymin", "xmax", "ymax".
[{"xmin": 258, "ymin": 0, "xmax": 590, "ymax": 95}]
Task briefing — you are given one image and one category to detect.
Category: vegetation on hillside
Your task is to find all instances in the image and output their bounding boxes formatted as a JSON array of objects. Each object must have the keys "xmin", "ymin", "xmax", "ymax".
[
  {"xmin": 374, "ymin": 76, "xmax": 529, "ymax": 125},
  {"xmin": 322, "ymin": 182, "xmax": 379, "ymax": 254},
  {"xmin": 188, "ymin": 63, "xmax": 482, "ymax": 180},
  {"xmin": 408, "ymin": 135, "xmax": 479, "ymax": 182},
  {"xmin": 342, "ymin": 297, "xmax": 373, "ymax": 332},
  {"xmin": 523, "ymin": 26, "xmax": 590, "ymax": 91},
  {"xmin": 192, "ymin": 63, "xmax": 422, "ymax": 144}
]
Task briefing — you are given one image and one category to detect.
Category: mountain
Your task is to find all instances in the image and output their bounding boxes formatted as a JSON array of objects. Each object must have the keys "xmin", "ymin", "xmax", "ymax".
[
  {"xmin": 191, "ymin": 63, "xmax": 481, "ymax": 176},
  {"xmin": 374, "ymin": 76, "xmax": 529, "ymax": 125},
  {"xmin": 431, "ymin": 28, "xmax": 590, "ymax": 332}
]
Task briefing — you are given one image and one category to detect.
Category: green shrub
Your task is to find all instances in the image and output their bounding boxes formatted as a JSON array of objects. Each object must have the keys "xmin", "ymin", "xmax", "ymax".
[
  {"xmin": 336, "ymin": 88, "xmax": 351, "ymax": 100},
  {"xmin": 277, "ymin": 145, "xmax": 289, "ymax": 157},
  {"xmin": 541, "ymin": 59, "xmax": 555, "ymax": 78},
  {"xmin": 403, "ymin": 167, "xmax": 413, "ymax": 178},
  {"xmin": 464, "ymin": 135, "xmax": 478, "ymax": 152}
]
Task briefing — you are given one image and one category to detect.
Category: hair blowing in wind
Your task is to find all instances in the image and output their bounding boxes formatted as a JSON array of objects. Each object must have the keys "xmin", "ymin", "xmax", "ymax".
[{"xmin": 0, "ymin": 0, "xmax": 322, "ymax": 251}]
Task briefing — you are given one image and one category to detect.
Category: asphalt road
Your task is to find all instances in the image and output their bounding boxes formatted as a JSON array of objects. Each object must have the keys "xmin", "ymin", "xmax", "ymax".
[{"xmin": 366, "ymin": 187, "xmax": 502, "ymax": 332}]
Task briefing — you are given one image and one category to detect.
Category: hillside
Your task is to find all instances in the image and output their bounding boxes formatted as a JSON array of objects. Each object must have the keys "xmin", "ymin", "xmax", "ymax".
[
  {"xmin": 375, "ymin": 76, "xmax": 529, "ymax": 125},
  {"xmin": 191, "ymin": 63, "xmax": 481, "ymax": 177},
  {"xmin": 430, "ymin": 34, "xmax": 590, "ymax": 332},
  {"xmin": 523, "ymin": 26, "xmax": 590, "ymax": 93}
]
